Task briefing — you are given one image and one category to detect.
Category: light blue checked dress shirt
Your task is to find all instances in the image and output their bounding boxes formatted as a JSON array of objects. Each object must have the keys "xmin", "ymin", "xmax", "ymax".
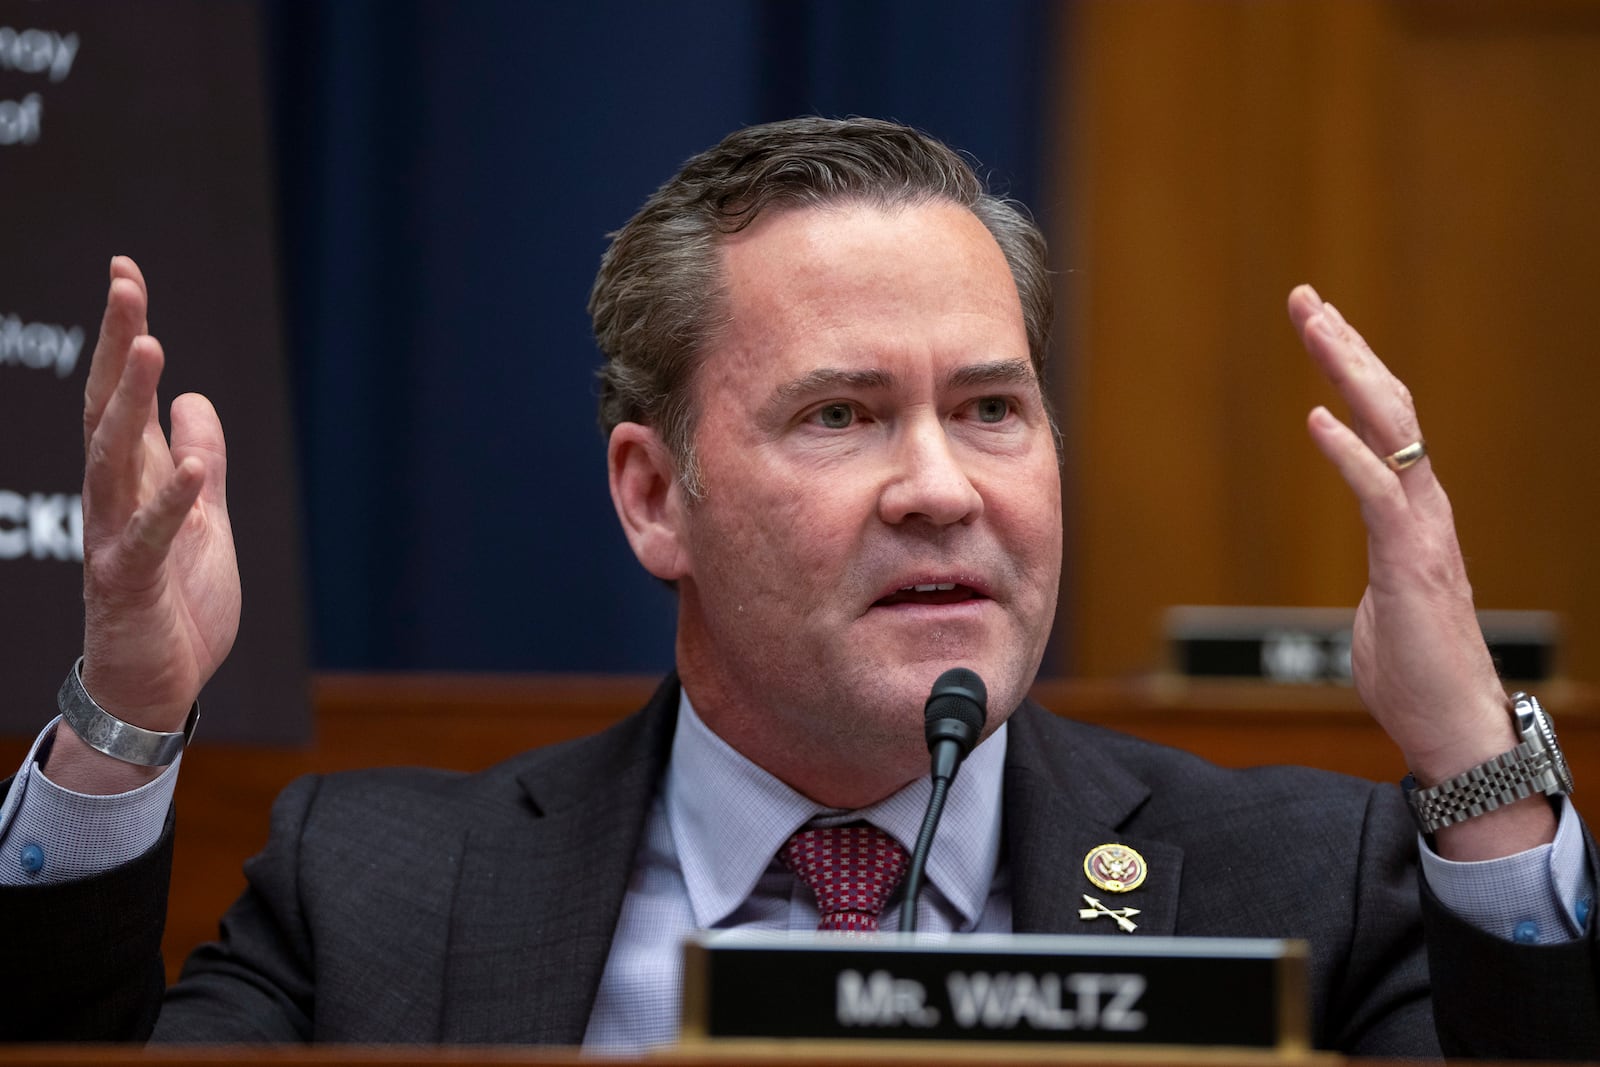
[{"xmin": 581, "ymin": 692, "xmax": 1012, "ymax": 1052}]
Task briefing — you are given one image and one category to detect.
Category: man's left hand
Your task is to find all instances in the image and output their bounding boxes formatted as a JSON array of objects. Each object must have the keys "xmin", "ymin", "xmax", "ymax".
[{"xmin": 1288, "ymin": 285, "xmax": 1556, "ymax": 860}]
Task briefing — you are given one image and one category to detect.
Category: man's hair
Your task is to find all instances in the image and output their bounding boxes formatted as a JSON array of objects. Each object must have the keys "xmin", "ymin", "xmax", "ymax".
[{"xmin": 590, "ymin": 116, "xmax": 1053, "ymax": 497}]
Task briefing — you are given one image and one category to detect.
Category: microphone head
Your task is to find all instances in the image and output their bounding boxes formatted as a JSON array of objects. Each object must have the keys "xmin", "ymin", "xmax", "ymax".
[{"xmin": 924, "ymin": 667, "xmax": 987, "ymax": 753}]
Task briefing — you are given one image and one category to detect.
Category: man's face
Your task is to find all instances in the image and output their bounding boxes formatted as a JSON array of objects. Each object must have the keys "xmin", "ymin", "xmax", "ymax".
[{"xmin": 669, "ymin": 200, "xmax": 1062, "ymax": 805}]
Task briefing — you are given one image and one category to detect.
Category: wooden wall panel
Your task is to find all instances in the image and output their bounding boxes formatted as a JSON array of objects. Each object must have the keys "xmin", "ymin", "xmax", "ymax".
[{"xmin": 1055, "ymin": 1, "xmax": 1600, "ymax": 680}]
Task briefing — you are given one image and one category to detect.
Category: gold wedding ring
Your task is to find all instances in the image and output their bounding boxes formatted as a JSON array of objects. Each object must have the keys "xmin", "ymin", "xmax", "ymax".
[{"xmin": 1383, "ymin": 440, "xmax": 1427, "ymax": 472}]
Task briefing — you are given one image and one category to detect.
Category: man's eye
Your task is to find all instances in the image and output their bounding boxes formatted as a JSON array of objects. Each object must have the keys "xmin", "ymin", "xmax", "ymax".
[
  {"xmin": 974, "ymin": 396, "xmax": 1012, "ymax": 424},
  {"xmin": 814, "ymin": 403, "xmax": 855, "ymax": 429}
]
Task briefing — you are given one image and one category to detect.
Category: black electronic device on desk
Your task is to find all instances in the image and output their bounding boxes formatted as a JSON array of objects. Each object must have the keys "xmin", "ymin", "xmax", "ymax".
[{"xmin": 1165, "ymin": 606, "xmax": 1558, "ymax": 684}]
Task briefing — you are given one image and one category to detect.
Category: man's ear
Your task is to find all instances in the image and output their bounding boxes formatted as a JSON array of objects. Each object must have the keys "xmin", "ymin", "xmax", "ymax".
[{"xmin": 608, "ymin": 422, "xmax": 691, "ymax": 581}]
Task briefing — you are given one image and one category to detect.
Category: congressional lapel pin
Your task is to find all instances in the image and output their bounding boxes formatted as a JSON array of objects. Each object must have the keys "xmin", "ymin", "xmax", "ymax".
[{"xmin": 1083, "ymin": 843, "xmax": 1147, "ymax": 893}]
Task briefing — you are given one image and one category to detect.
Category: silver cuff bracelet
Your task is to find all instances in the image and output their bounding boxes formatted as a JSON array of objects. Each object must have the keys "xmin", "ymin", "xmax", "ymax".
[{"xmin": 56, "ymin": 656, "xmax": 199, "ymax": 767}]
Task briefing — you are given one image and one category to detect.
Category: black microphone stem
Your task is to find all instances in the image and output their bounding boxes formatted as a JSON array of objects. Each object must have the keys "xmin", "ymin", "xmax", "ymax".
[
  {"xmin": 898, "ymin": 772, "xmax": 952, "ymax": 933},
  {"xmin": 899, "ymin": 667, "xmax": 987, "ymax": 934}
]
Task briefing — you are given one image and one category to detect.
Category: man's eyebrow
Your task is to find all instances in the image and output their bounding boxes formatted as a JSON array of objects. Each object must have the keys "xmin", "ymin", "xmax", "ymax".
[
  {"xmin": 946, "ymin": 359, "xmax": 1038, "ymax": 391},
  {"xmin": 764, "ymin": 368, "xmax": 895, "ymax": 412}
]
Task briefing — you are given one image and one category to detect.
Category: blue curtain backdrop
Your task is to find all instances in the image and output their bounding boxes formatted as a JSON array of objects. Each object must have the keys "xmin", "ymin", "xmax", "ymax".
[{"xmin": 265, "ymin": 0, "xmax": 1058, "ymax": 673}]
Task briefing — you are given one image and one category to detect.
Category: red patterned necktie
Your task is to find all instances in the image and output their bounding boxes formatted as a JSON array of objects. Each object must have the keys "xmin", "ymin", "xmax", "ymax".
[{"xmin": 779, "ymin": 824, "xmax": 910, "ymax": 933}]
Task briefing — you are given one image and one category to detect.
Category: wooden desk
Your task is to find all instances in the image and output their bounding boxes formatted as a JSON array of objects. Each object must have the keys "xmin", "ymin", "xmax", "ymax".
[{"xmin": 3, "ymin": 674, "xmax": 1597, "ymax": 985}]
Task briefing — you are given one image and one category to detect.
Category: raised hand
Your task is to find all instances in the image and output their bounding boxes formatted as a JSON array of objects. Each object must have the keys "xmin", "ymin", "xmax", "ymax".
[
  {"xmin": 1288, "ymin": 285, "xmax": 1554, "ymax": 858},
  {"xmin": 45, "ymin": 257, "xmax": 241, "ymax": 792}
]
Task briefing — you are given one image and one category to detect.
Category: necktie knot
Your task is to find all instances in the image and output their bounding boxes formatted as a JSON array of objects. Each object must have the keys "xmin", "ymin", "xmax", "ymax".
[{"xmin": 779, "ymin": 824, "xmax": 910, "ymax": 933}]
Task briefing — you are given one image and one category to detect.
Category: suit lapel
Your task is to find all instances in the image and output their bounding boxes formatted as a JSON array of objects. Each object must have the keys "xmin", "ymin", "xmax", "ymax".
[
  {"xmin": 438, "ymin": 676, "xmax": 678, "ymax": 1044},
  {"xmin": 1003, "ymin": 703, "xmax": 1183, "ymax": 938}
]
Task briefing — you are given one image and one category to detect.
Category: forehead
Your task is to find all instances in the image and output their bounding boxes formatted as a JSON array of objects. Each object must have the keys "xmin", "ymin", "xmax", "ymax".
[{"xmin": 704, "ymin": 199, "xmax": 1028, "ymax": 387}]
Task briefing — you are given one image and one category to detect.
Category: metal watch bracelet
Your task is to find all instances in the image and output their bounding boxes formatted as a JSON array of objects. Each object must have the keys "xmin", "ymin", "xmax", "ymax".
[
  {"xmin": 56, "ymin": 656, "xmax": 200, "ymax": 767},
  {"xmin": 1405, "ymin": 693, "xmax": 1569, "ymax": 835},
  {"xmin": 1407, "ymin": 743, "xmax": 1553, "ymax": 834}
]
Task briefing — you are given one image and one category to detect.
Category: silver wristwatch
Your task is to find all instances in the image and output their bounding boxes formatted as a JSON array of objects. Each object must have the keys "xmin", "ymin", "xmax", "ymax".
[
  {"xmin": 57, "ymin": 656, "xmax": 200, "ymax": 767},
  {"xmin": 1406, "ymin": 692, "xmax": 1573, "ymax": 835}
]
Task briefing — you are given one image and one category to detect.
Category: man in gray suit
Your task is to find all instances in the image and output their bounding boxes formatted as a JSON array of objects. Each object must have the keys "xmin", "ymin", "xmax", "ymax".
[{"xmin": 4, "ymin": 118, "xmax": 1596, "ymax": 1056}]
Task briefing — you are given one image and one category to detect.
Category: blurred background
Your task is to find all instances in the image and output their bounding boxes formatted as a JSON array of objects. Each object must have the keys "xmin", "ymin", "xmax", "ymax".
[{"xmin": 4, "ymin": 0, "xmax": 1600, "ymax": 729}]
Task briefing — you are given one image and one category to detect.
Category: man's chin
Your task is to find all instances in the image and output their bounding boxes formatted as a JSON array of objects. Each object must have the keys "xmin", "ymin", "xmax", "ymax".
[
  {"xmin": 828, "ymin": 667, "xmax": 1017, "ymax": 765},
  {"xmin": 850, "ymin": 650, "xmax": 1030, "ymax": 715}
]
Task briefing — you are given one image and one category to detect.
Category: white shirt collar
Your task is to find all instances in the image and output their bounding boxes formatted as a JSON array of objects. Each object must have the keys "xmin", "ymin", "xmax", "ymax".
[{"xmin": 664, "ymin": 688, "xmax": 1007, "ymax": 931}]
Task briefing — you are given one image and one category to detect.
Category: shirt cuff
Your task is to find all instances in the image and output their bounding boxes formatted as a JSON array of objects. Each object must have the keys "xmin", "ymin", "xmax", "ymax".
[
  {"xmin": 1418, "ymin": 796, "xmax": 1591, "ymax": 943},
  {"xmin": 0, "ymin": 717, "xmax": 179, "ymax": 885}
]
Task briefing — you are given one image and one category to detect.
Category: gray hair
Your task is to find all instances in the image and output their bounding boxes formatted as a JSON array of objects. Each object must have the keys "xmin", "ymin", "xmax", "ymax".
[{"xmin": 590, "ymin": 116, "xmax": 1053, "ymax": 497}]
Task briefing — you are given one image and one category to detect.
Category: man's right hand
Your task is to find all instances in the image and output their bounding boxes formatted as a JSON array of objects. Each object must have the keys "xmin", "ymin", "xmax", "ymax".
[{"xmin": 42, "ymin": 256, "xmax": 241, "ymax": 794}]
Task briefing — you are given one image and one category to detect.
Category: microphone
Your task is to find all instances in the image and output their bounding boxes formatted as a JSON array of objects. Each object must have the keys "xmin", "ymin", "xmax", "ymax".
[{"xmin": 899, "ymin": 667, "xmax": 987, "ymax": 933}]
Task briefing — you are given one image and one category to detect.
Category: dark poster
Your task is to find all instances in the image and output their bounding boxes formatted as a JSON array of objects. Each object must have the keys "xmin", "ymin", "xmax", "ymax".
[{"xmin": 0, "ymin": 1, "xmax": 308, "ymax": 742}]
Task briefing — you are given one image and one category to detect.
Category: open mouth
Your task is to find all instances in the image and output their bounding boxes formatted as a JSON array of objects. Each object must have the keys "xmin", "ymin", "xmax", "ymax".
[{"xmin": 873, "ymin": 582, "xmax": 987, "ymax": 608}]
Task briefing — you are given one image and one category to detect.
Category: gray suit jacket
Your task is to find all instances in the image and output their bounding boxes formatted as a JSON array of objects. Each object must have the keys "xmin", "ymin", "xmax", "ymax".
[{"xmin": 7, "ymin": 675, "xmax": 1598, "ymax": 1056}]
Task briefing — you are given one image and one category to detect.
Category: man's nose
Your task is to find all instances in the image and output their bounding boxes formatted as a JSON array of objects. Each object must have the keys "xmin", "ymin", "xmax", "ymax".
[{"xmin": 877, "ymin": 419, "xmax": 984, "ymax": 526}]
